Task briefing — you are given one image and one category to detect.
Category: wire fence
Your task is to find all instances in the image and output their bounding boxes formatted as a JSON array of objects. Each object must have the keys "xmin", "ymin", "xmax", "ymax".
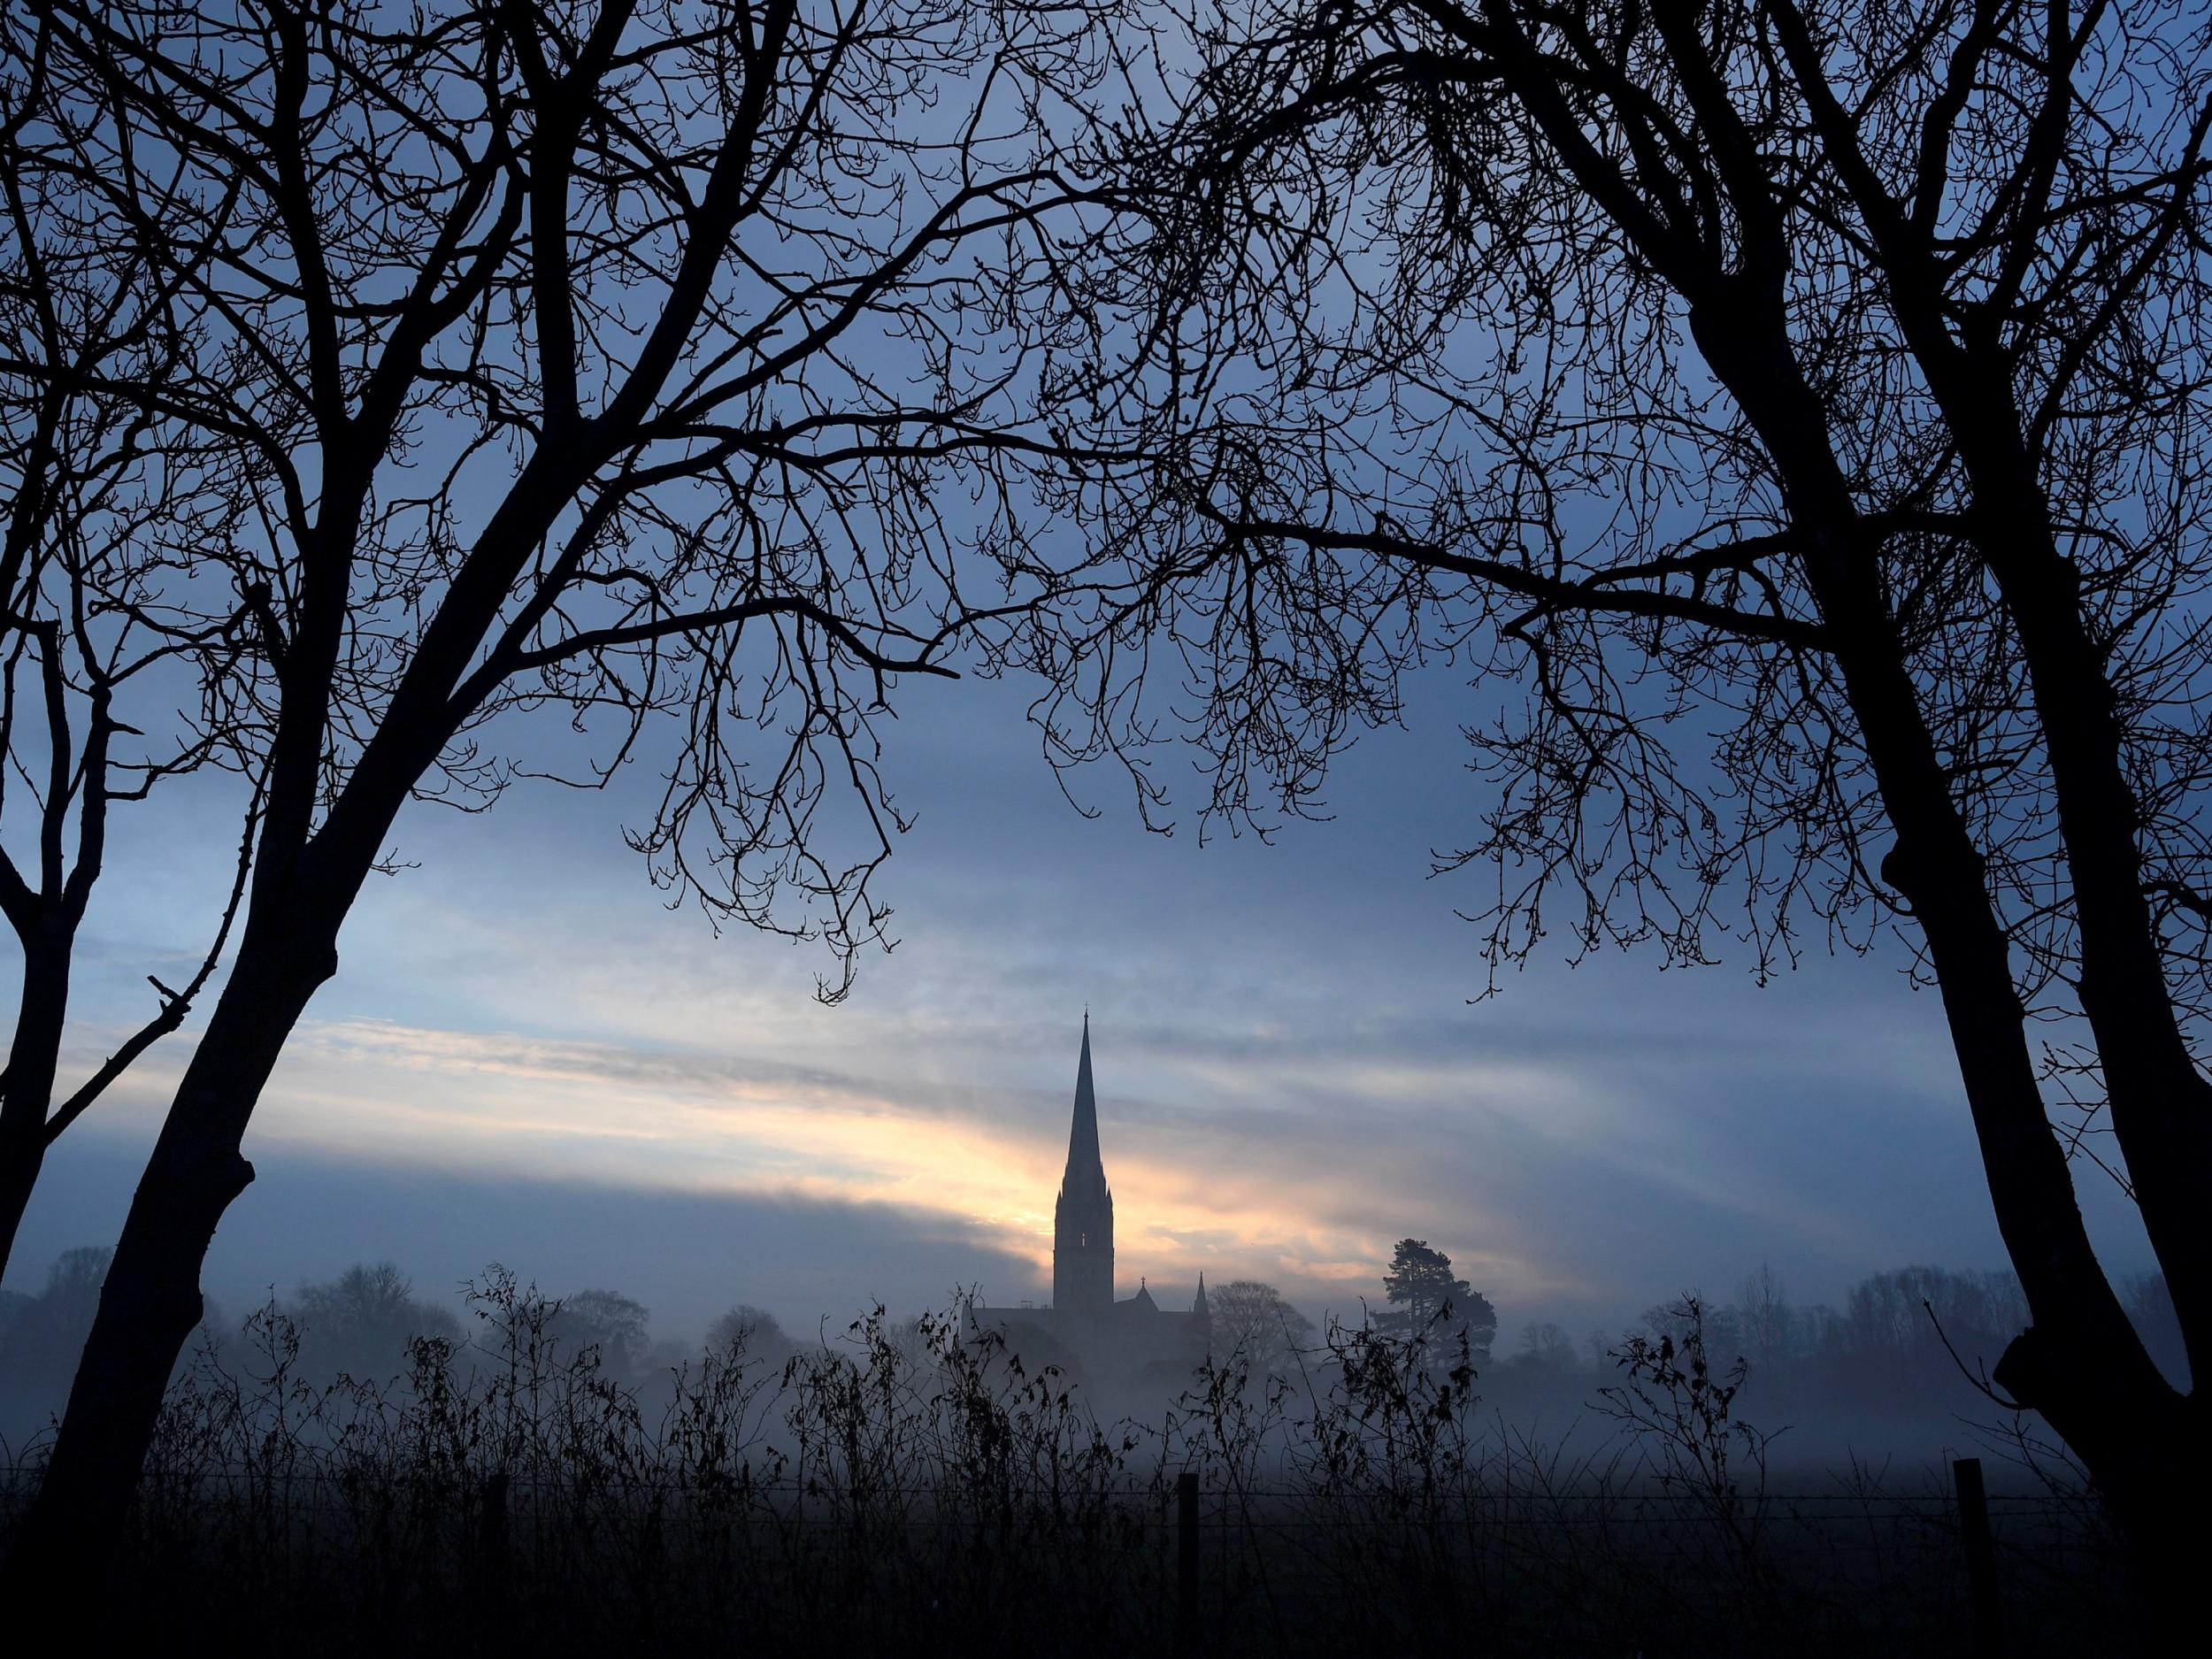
[
  {"xmin": 1, "ymin": 1451, "xmax": 2122, "ymax": 1631},
  {"xmin": 0, "ymin": 1462, "xmax": 2101, "ymax": 1508}
]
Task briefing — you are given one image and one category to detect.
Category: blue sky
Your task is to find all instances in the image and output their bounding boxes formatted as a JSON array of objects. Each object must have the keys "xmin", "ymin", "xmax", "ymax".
[{"xmin": 5, "ymin": 653, "xmax": 2157, "ymax": 1346}]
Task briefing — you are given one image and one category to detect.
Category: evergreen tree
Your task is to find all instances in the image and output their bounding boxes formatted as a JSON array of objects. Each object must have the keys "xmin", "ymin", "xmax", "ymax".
[{"xmin": 1383, "ymin": 1240, "xmax": 1496, "ymax": 1356}]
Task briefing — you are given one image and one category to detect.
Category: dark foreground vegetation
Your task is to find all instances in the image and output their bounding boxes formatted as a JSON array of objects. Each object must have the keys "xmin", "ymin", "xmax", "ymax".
[{"xmin": 1, "ymin": 1272, "xmax": 2131, "ymax": 1656}]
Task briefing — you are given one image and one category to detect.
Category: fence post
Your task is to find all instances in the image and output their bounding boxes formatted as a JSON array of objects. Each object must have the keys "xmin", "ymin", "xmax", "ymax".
[
  {"xmin": 1953, "ymin": 1456, "xmax": 2003, "ymax": 1658},
  {"xmin": 1175, "ymin": 1470, "xmax": 1200, "ymax": 1656}
]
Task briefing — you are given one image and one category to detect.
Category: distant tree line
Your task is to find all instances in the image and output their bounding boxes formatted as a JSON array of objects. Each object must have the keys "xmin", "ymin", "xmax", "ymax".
[
  {"xmin": 4, "ymin": 1241, "xmax": 2185, "ymax": 1453},
  {"xmin": 0, "ymin": 1249, "xmax": 807, "ymax": 1437},
  {"xmin": 1497, "ymin": 1262, "xmax": 2189, "ymax": 1400}
]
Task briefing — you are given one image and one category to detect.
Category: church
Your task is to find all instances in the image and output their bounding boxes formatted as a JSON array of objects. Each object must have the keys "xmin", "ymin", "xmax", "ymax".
[{"xmin": 967, "ymin": 1018, "xmax": 1210, "ymax": 1386}]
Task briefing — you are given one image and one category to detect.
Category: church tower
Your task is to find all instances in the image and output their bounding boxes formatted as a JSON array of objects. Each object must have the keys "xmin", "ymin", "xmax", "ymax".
[{"xmin": 1052, "ymin": 1015, "xmax": 1115, "ymax": 1320}]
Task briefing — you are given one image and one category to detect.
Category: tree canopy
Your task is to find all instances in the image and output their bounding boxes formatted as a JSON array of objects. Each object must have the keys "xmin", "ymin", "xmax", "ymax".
[
  {"xmin": 1027, "ymin": 0, "xmax": 2212, "ymax": 1578},
  {"xmin": 293, "ymin": 1263, "xmax": 463, "ymax": 1379},
  {"xmin": 2, "ymin": 0, "xmax": 1126, "ymax": 1591},
  {"xmin": 1383, "ymin": 1238, "xmax": 1497, "ymax": 1356},
  {"xmin": 552, "ymin": 1289, "xmax": 654, "ymax": 1380},
  {"xmin": 1209, "ymin": 1279, "xmax": 1318, "ymax": 1378}
]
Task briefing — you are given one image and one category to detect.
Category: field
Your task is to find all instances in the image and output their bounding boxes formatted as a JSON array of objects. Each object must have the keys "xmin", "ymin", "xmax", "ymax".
[{"xmin": 1, "ymin": 1277, "xmax": 2132, "ymax": 1656}]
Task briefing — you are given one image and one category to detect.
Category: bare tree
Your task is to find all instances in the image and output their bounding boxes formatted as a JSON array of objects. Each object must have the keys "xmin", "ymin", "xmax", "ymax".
[
  {"xmin": 1737, "ymin": 1262, "xmax": 1790, "ymax": 1371},
  {"xmin": 1033, "ymin": 0, "xmax": 2212, "ymax": 1588},
  {"xmin": 1, "ymin": 0, "xmax": 1113, "ymax": 1593},
  {"xmin": 1509, "ymin": 1319, "xmax": 1578, "ymax": 1374},
  {"xmin": 706, "ymin": 1302, "xmax": 797, "ymax": 1365},
  {"xmin": 1209, "ymin": 1278, "xmax": 1317, "ymax": 1378},
  {"xmin": 290, "ymin": 1262, "xmax": 463, "ymax": 1379},
  {"xmin": 0, "ymin": 12, "xmax": 259, "ymax": 1277},
  {"xmin": 549, "ymin": 1287, "xmax": 653, "ymax": 1380}
]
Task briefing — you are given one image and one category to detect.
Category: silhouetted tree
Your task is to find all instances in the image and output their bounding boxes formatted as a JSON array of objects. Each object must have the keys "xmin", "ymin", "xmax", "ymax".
[
  {"xmin": 1383, "ymin": 1239, "xmax": 1497, "ymax": 1357},
  {"xmin": 290, "ymin": 1263, "xmax": 462, "ymax": 1379},
  {"xmin": 1384, "ymin": 1240, "xmax": 1467, "ymax": 1328},
  {"xmin": 1644, "ymin": 1293, "xmax": 1750, "ymax": 1368},
  {"xmin": 882, "ymin": 1312, "xmax": 941, "ymax": 1377},
  {"xmin": 0, "ymin": 1245, "xmax": 220, "ymax": 1423},
  {"xmin": 706, "ymin": 1302, "xmax": 796, "ymax": 1367},
  {"xmin": 1840, "ymin": 1264, "xmax": 2027, "ymax": 1376},
  {"xmin": 3, "ymin": 0, "xmax": 1119, "ymax": 1594},
  {"xmin": 1209, "ymin": 1279, "xmax": 1317, "ymax": 1377},
  {"xmin": 0, "ymin": 1246, "xmax": 110, "ymax": 1399},
  {"xmin": 550, "ymin": 1288, "xmax": 652, "ymax": 1380},
  {"xmin": 0, "ymin": 19, "xmax": 261, "ymax": 1277},
  {"xmin": 1037, "ymin": 0, "xmax": 2212, "ymax": 1583},
  {"xmin": 1509, "ymin": 1320, "xmax": 1578, "ymax": 1375},
  {"xmin": 1737, "ymin": 1263, "xmax": 1793, "ymax": 1371}
]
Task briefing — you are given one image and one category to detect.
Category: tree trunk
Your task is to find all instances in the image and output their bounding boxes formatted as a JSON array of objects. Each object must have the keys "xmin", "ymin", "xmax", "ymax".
[
  {"xmin": 0, "ymin": 910, "xmax": 338, "ymax": 1602},
  {"xmin": 0, "ymin": 921, "xmax": 76, "ymax": 1281},
  {"xmin": 1869, "ymin": 292, "xmax": 2212, "ymax": 1383},
  {"xmin": 1687, "ymin": 300, "xmax": 2192, "ymax": 1578},
  {"xmin": 1940, "ymin": 398, "xmax": 2212, "ymax": 1386}
]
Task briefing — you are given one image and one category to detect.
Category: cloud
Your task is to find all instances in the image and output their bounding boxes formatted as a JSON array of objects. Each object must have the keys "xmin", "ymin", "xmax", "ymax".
[
  {"xmin": 41, "ymin": 929, "xmax": 2080, "ymax": 1336},
  {"xmin": 10, "ymin": 1133, "xmax": 1041, "ymax": 1340},
  {"xmin": 15, "ymin": 668, "xmax": 2155, "ymax": 1340}
]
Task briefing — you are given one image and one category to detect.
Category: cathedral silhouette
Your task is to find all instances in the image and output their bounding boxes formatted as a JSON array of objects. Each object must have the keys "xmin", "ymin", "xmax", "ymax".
[{"xmin": 967, "ymin": 1017, "xmax": 1210, "ymax": 1385}]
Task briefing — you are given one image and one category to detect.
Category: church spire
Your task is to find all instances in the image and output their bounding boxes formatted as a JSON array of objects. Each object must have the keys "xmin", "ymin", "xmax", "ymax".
[
  {"xmin": 1064, "ymin": 1010, "xmax": 1104, "ymax": 1192},
  {"xmin": 1053, "ymin": 1011, "xmax": 1114, "ymax": 1317}
]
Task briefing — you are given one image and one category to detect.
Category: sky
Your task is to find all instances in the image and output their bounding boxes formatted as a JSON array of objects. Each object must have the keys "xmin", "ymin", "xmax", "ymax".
[
  {"xmin": 4, "ymin": 652, "xmax": 2158, "ymax": 1348},
  {"xmin": 0, "ymin": 0, "xmax": 2168, "ymax": 1366}
]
